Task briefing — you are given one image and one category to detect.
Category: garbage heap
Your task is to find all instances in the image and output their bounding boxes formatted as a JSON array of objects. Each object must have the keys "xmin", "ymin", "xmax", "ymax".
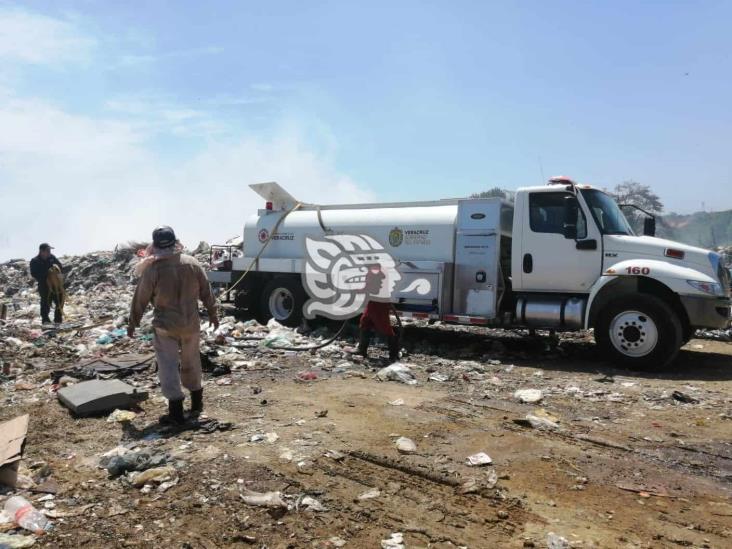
[{"xmin": 0, "ymin": 242, "xmax": 215, "ymax": 371}]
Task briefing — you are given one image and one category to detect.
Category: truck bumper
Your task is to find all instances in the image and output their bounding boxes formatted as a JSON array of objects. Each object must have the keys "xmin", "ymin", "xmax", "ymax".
[{"xmin": 680, "ymin": 295, "xmax": 731, "ymax": 330}]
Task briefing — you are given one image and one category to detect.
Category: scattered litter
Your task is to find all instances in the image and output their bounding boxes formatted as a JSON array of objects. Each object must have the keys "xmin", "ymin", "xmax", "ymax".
[
  {"xmin": 428, "ymin": 372, "xmax": 449, "ymax": 382},
  {"xmin": 358, "ymin": 488, "xmax": 381, "ymax": 500},
  {"xmin": 546, "ymin": 532, "xmax": 570, "ymax": 549},
  {"xmin": 466, "ymin": 452, "xmax": 492, "ymax": 466},
  {"xmin": 672, "ymin": 390, "xmax": 699, "ymax": 404},
  {"xmin": 296, "ymin": 371, "xmax": 319, "ymax": 382},
  {"xmin": 4, "ymin": 496, "xmax": 52, "ymax": 534},
  {"xmin": 250, "ymin": 432, "xmax": 279, "ymax": 444},
  {"xmin": 388, "ymin": 399, "xmax": 405, "ymax": 406},
  {"xmin": 524, "ymin": 409, "xmax": 561, "ymax": 430},
  {"xmin": 314, "ymin": 409, "xmax": 329, "ymax": 418},
  {"xmin": 106, "ymin": 409, "xmax": 137, "ymax": 423},
  {"xmin": 376, "ymin": 363, "xmax": 417, "ymax": 385},
  {"xmin": 325, "ymin": 449, "xmax": 346, "ymax": 461},
  {"xmin": 131, "ymin": 466, "xmax": 177, "ymax": 488},
  {"xmin": 486, "ymin": 468, "xmax": 498, "ymax": 488},
  {"xmin": 395, "ymin": 437, "xmax": 417, "ymax": 454},
  {"xmin": 381, "ymin": 532, "xmax": 405, "ymax": 549},
  {"xmin": 297, "ymin": 495, "xmax": 328, "ymax": 512},
  {"xmin": 100, "ymin": 447, "xmax": 169, "ymax": 478},
  {"xmin": 240, "ymin": 489, "xmax": 287, "ymax": 509},
  {"xmin": 459, "ymin": 478, "xmax": 479, "ymax": 494},
  {"xmin": 0, "ymin": 533, "xmax": 37, "ymax": 548},
  {"xmin": 514, "ymin": 389, "xmax": 543, "ymax": 404}
]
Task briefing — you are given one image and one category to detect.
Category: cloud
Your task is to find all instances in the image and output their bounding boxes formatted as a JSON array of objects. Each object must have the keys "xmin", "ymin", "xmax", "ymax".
[
  {"xmin": 0, "ymin": 7, "xmax": 95, "ymax": 65},
  {"xmin": 117, "ymin": 45, "xmax": 224, "ymax": 67},
  {"xmin": 0, "ymin": 93, "xmax": 373, "ymax": 261},
  {"xmin": 0, "ymin": 8, "xmax": 371, "ymax": 261}
]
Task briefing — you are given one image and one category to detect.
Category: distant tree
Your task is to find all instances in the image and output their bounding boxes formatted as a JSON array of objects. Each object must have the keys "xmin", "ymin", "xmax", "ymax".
[
  {"xmin": 609, "ymin": 181, "xmax": 664, "ymax": 234},
  {"xmin": 471, "ymin": 187, "xmax": 515, "ymax": 202},
  {"xmin": 609, "ymin": 181, "xmax": 664, "ymax": 214}
]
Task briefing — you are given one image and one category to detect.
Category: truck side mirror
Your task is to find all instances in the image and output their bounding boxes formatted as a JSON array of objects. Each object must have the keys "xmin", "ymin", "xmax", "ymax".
[{"xmin": 643, "ymin": 217, "xmax": 656, "ymax": 237}]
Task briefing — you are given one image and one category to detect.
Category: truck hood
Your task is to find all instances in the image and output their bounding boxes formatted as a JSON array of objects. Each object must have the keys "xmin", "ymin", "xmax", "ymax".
[{"xmin": 604, "ymin": 235, "xmax": 712, "ymax": 269}]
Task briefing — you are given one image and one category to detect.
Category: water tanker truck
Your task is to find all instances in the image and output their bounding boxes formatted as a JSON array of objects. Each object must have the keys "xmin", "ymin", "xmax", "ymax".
[{"xmin": 208, "ymin": 177, "xmax": 731, "ymax": 369}]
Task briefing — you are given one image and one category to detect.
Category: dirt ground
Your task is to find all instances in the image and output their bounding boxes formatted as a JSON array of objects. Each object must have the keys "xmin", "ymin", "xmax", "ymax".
[{"xmin": 3, "ymin": 329, "xmax": 732, "ymax": 549}]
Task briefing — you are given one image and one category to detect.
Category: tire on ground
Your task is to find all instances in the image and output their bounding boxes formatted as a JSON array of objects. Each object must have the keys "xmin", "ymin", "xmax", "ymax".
[
  {"xmin": 595, "ymin": 294, "xmax": 682, "ymax": 370},
  {"xmin": 259, "ymin": 277, "xmax": 307, "ymax": 328}
]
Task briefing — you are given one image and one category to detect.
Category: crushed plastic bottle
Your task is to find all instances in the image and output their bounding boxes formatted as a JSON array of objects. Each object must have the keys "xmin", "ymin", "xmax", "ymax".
[{"xmin": 4, "ymin": 496, "xmax": 53, "ymax": 534}]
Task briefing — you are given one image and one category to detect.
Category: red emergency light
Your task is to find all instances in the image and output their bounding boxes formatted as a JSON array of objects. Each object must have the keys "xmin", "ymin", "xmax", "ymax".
[
  {"xmin": 548, "ymin": 175, "xmax": 577, "ymax": 186},
  {"xmin": 265, "ymin": 201, "xmax": 273, "ymax": 211}
]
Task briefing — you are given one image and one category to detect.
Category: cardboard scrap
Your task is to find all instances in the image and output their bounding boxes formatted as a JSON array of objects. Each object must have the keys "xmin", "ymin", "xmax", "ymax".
[{"xmin": 0, "ymin": 414, "xmax": 29, "ymax": 488}]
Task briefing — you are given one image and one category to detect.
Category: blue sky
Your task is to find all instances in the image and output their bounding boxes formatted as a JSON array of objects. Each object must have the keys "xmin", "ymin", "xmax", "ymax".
[{"xmin": 1, "ymin": 1, "xmax": 731, "ymax": 260}]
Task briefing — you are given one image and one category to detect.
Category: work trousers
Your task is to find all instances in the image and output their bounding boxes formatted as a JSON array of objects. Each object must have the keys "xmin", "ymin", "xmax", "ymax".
[
  {"xmin": 38, "ymin": 283, "xmax": 62, "ymax": 323},
  {"xmin": 359, "ymin": 301, "xmax": 395, "ymax": 336},
  {"xmin": 153, "ymin": 328, "xmax": 203, "ymax": 401}
]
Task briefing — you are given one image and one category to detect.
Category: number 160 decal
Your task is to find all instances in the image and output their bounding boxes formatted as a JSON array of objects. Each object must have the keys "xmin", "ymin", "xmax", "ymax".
[{"xmin": 626, "ymin": 266, "xmax": 650, "ymax": 275}]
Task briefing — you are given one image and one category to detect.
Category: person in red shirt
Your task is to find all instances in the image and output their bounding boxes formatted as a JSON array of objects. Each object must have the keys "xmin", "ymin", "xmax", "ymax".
[{"xmin": 357, "ymin": 265, "xmax": 399, "ymax": 362}]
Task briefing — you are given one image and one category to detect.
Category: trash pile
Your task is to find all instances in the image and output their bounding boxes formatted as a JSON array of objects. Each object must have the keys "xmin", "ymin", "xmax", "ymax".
[{"xmin": 1, "ymin": 243, "xmax": 730, "ymax": 547}]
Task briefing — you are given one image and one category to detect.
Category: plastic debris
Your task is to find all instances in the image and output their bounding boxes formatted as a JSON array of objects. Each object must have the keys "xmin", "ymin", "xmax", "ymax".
[
  {"xmin": 297, "ymin": 495, "xmax": 328, "ymax": 512},
  {"xmin": 106, "ymin": 409, "xmax": 137, "ymax": 423},
  {"xmin": 547, "ymin": 532, "xmax": 570, "ymax": 549},
  {"xmin": 100, "ymin": 448, "xmax": 169, "ymax": 478},
  {"xmin": 466, "ymin": 452, "xmax": 492, "ymax": 466},
  {"xmin": 376, "ymin": 363, "xmax": 417, "ymax": 385},
  {"xmin": 514, "ymin": 389, "xmax": 543, "ymax": 403},
  {"xmin": 131, "ymin": 466, "xmax": 177, "ymax": 488},
  {"xmin": 358, "ymin": 488, "xmax": 381, "ymax": 500},
  {"xmin": 428, "ymin": 372, "xmax": 449, "ymax": 382},
  {"xmin": 0, "ymin": 533, "xmax": 37, "ymax": 548},
  {"xmin": 4, "ymin": 496, "xmax": 52, "ymax": 534},
  {"xmin": 395, "ymin": 436, "xmax": 417, "ymax": 454},
  {"xmin": 381, "ymin": 532, "xmax": 405, "ymax": 549},
  {"xmin": 388, "ymin": 399, "xmax": 405, "ymax": 406},
  {"xmin": 250, "ymin": 432, "xmax": 279, "ymax": 444},
  {"xmin": 525, "ymin": 408, "xmax": 560, "ymax": 430},
  {"xmin": 240, "ymin": 489, "xmax": 287, "ymax": 509}
]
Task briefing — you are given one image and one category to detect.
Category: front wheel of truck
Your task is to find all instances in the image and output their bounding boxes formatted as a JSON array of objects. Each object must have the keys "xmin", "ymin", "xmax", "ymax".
[{"xmin": 595, "ymin": 294, "xmax": 682, "ymax": 370}]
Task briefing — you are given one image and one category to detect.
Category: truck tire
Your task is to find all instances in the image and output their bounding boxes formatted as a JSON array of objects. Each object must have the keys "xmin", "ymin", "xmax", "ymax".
[
  {"xmin": 595, "ymin": 294, "xmax": 682, "ymax": 370},
  {"xmin": 259, "ymin": 277, "xmax": 307, "ymax": 328}
]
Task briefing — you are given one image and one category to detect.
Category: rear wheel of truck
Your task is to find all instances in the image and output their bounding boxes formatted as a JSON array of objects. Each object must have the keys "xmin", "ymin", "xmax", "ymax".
[
  {"xmin": 595, "ymin": 294, "xmax": 682, "ymax": 370},
  {"xmin": 259, "ymin": 277, "xmax": 306, "ymax": 328}
]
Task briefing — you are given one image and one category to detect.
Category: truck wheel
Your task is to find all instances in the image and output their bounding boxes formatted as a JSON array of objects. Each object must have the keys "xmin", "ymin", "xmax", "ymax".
[
  {"xmin": 595, "ymin": 294, "xmax": 682, "ymax": 370},
  {"xmin": 259, "ymin": 277, "xmax": 306, "ymax": 328}
]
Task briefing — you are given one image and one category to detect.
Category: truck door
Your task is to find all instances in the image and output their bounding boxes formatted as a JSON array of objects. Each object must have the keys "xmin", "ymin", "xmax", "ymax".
[{"xmin": 517, "ymin": 190, "xmax": 602, "ymax": 293}]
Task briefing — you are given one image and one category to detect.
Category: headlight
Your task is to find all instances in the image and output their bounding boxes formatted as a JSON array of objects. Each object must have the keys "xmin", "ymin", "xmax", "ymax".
[{"xmin": 687, "ymin": 280, "xmax": 723, "ymax": 296}]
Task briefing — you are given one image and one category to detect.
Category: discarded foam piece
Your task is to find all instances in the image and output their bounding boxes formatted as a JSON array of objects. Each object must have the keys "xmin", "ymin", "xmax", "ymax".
[{"xmin": 57, "ymin": 379, "xmax": 148, "ymax": 416}]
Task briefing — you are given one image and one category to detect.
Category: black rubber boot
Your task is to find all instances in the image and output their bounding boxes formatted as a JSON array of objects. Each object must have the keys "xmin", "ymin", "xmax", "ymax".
[
  {"xmin": 387, "ymin": 335, "xmax": 400, "ymax": 363},
  {"xmin": 54, "ymin": 310, "xmax": 63, "ymax": 324},
  {"xmin": 190, "ymin": 389, "xmax": 203, "ymax": 417},
  {"xmin": 357, "ymin": 329, "xmax": 371, "ymax": 358},
  {"xmin": 160, "ymin": 398, "xmax": 185, "ymax": 425}
]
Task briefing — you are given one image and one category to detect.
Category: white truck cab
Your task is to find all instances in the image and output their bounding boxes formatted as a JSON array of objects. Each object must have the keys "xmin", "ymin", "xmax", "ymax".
[
  {"xmin": 513, "ymin": 177, "xmax": 730, "ymax": 366},
  {"xmin": 208, "ymin": 179, "xmax": 731, "ymax": 369}
]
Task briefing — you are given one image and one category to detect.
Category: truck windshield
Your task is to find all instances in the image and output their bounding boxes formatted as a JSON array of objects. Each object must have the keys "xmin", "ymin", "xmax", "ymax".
[{"xmin": 580, "ymin": 189, "xmax": 634, "ymax": 236}]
